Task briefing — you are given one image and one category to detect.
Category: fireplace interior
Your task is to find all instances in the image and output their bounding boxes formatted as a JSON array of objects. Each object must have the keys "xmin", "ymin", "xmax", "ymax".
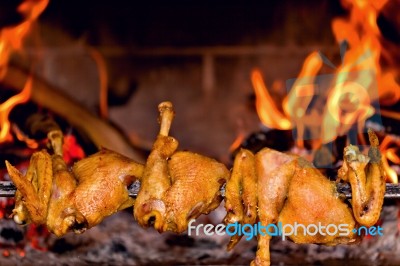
[{"xmin": 0, "ymin": 0, "xmax": 400, "ymax": 265}]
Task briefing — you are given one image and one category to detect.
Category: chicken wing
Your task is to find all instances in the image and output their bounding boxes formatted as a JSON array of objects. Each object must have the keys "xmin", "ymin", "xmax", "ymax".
[{"xmin": 224, "ymin": 148, "xmax": 257, "ymax": 250}]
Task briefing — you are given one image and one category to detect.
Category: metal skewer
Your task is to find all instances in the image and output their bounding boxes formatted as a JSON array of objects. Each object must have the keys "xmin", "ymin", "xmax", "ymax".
[{"xmin": 0, "ymin": 180, "xmax": 399, "ymax": 199}]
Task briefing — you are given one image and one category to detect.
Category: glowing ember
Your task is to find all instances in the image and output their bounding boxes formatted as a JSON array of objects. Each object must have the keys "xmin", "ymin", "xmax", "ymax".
[
  {"xmin": 26, "ymin": 224, "xmax": 50, "ymax": 251},
  {"xmin": 2, "ymin": 250, "xmax": 10, "ymax": 257},
  {"xmin": 63, "ymin": 134, "xmax": 86, "ymax": 163}
]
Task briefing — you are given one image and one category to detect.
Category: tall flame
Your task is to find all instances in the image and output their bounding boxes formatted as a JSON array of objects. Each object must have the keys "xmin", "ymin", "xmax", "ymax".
[
  {"xmin": 0, "ymin": 0, "xmax": 48, "ymax": 145},
  {"xmin": 331, "ymin": 0, "xmax": 399, "ymax": 105},
  {"xmin": 0, "ymin": 77, "xmax": 33, "ymax": 143},
  {"xmin": 380, "ymin": 135, "xmax": 399, "ymax": 183},
  {"xmin": 251, "ymin": 70, "xmax": 292, "ymax": 130},
  {"xmin": 253, "ymin": 0, "xmax": 399, "ymax": 146},
  {"xmin": 283, "ymin": 51, "xmax": 323, "ymax": 148},
  {"xmin": 0, "ymin": 0, "xmax": 49, "ymax": 77}
]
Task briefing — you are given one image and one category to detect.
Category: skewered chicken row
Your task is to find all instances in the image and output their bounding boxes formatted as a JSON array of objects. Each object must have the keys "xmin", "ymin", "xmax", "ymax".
[
  {"xmin": 5, "ymin": 102, "xmax": 229, "ymax": 237},
  {"xmin": 5, "ymin": 101, "xmax": 386, "ymax": 266}
]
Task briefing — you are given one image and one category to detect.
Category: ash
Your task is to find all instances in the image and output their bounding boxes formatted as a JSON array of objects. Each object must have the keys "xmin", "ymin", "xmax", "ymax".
[{"xmin": 0, "ymin": 204, "xmax": 399, "ymax": 266}]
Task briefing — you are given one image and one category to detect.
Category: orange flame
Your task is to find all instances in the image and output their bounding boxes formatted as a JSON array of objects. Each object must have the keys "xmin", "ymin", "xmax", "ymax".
[
  {"xmin": 332, "ymin": 0, "xmax": 399, "ymax": 105},
  {"xmin": 380, "ymin": 135, "xmax": 398, "ymax": 183},
  {"xmin": 229, "ymin": 133, "xmax": 245, "ymax": 153},
  {"xmin": 386, "ymin": 148, "xmax": 400, "ymax": 164},
  {"xmin": 0, "ymin": 0, "xmax": 49, "ymax": 77},
  {"xmin": 252, "ymin": 0, "xmax": 399, "ymax": 148},
  {"xmin": 283, "ymin": 51, "xmax": 323, "ymax": 148},
  {"xmin": 322, "ymin": 81, "xmax": 375, "ymax": 144},
  {"xmin": 251, "ymin": 69, "xmax": 292, "ymax": 130},
  {"xmin": 0, "ymin": 77, "xmax": 33, "ymax": 143},
  {"xmin": 0, "ymin": 0, "xmax": 48, "ymax": 145},
  {"xmin": 12, "ymin": 124, "xmax": 39, "ymax": 149}
]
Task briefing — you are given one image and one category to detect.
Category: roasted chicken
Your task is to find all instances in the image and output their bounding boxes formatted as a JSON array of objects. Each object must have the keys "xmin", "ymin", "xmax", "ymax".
[
  {"xmin": 224, "ymin": 129, "xmax": 385, "ymax": 266},
  {"xmin": 6, "ymin": 130, "xmax": 143, "ymax": 236},
  {"xmin": 4, "ymin": 101, "xmax": 386, "ymax": 266},
  {"xmin": 134, "ymin": 102, "xmax": 229, "ymax": 233}
]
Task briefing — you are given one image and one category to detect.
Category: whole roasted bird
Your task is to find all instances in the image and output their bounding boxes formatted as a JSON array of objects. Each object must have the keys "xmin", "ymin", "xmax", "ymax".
[
  {"xmin": 5, "ymin": 102, "xmax": 386, "ymax": 266},
  {"xmin": 224, "ymin": 129, "xmax": 385, "ymax": 266},
  {"xmin": 6, "ymin": 130, "xmax": 144, "ymax": 236}
]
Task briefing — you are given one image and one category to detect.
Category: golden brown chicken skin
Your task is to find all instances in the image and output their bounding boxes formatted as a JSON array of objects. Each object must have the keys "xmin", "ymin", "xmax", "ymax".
[
  {"xmin": 225, "ymin": 130, "xmax": 385, "ymax": 266},
  {"xmin": 134, "ymin": 102, "xmax": 229, "ymax": 233},
  {"xmin": 6, "ymin": 130, "xmax": 144, "ymax": 237},
  {"xmin": 224, "ymin": 149, "xmax": 257, "ymax": 249}
]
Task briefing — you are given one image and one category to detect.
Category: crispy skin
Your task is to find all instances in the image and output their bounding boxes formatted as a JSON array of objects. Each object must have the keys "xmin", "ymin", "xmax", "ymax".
[
  {"xmin": 134, "ymin": 102, "xmax": 229, "ymax": 233},
  {"xmin": 278, "ymin": 158, "xmax": 357, "ymax": 245},
  {"xmin": 253, "ymin": 149, "xmax": 298, "ymax": 266},
  {"xmin": 248, "ymin": 149, "xmax": 360, "ymax": 266},
  {"xmin": 71, "ymin": 149, "xmax": 143, "ymax": 229},
  {"xmin": 162, "ymin": 151, "xmax": 229, "ymax": 232},
  {"xmin": 7, "ymin": 148, "xmax": 143, "ymax": 237},
  {"xmin": 134, "ymin": 143, "xmax": 229, "ymax": 233},
  {"xmin": 226, "ymin": 131, "xmax": 385, "ymax": 266}
]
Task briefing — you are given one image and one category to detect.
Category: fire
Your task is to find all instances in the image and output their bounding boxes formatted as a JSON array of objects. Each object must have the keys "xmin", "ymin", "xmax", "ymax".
[
  {"xmin": 0, "ymin": 77, "xmax": 33, "ymax": 143},
  {"xmin": 12, "ymin": 124, "xmax": 39, "ymax": 149},
  {"xmin": 251, "ymin": 70, "xmax": 292, "ymax": 130},
  {"xmin": 380, "ymin": 135, "xmax": 399, "ymax": 183},
  {"xmin": 250, "ymin": 0, "xmax": 399, "ymax": 184},
  {"xmin": 229, "ymin": 132, "xmax": 245, "ymax": 153},
  {"xmin": 283, "ymin": 51, "xmax": 323, "ymax": 148},
  {"xmin": 0, "ymin": 0, "xmax": 49, "ymax": 145},
  {"xmin": 253, "ymin": 0, "xmax": 399, "ymax": 146},
  {"xmin": 332, "ymin": 0, "xmax": 400, "ymax": 106},
  {"xmin": 322, "ymin": 81, "xmax": 375, "ymax": 144},
  {"xmin": 0, "ymin": 0, "xmax": 52, "ymax": 253},
  {"xmin": 63, "ymin": 134, "xmax": 86, "ymax": 163},
  {"xmin": 0, "ymin": 0, "xmax": 49, "ymax": 77}
]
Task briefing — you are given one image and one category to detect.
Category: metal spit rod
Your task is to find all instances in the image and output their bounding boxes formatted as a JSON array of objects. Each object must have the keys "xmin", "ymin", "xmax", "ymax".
[{"xmin": 0, "ymin": 180, "xmax": 399, "ymax": 199}]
